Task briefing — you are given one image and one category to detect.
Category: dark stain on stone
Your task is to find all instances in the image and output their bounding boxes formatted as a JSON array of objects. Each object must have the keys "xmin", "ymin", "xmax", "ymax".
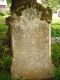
[{"xmin": 11, "ymin": 0, "xmax": 52, "ymax": 23}]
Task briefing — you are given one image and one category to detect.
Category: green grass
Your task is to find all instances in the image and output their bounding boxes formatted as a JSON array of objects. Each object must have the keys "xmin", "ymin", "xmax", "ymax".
[
  {"xmin": 0, "ymin": 16, "xmax": 6, "ymax": 24},
  {"xmin": 54, "ymin": 67, "xmax": 60, "ymax": 80},
  {"xmin": 0, "ymin": 16, "xmax": 8, "ymax": 39},
  {"xmin": 51, "ymin": 23, "xmax": 60, "ymax": 37},
  {"xmin": 51, "ymin": 24, "xmax": 60, "ymax": 29},
  {"xmin": 0, "ymin": 24, "xmax": 7, "ymax": 32},
  {"xmin": 52, "ymin": 43, "xmax": 60, "ymax": 80},
  {"xmin": 0, "ymin": 23, "xmax": 8, "ymax": 40},
  {"xmin": 0, "ymin": 70, "xmax": 12, "ymax": 80},
  {"xmin": 52, "ymin": 43, "xmax": 60, "ymax": 67},
  {"xmin": 0, "ymin": 16, "xmax": 6, "ymax": 19},
  {"xmin": 0, "ymin": 15, "xmax": 8, "ymax": 33},
  {"xmin": 0, "ymin": 18, "xmax": 13, "ymax": 80},
  {"xmin": 51, "ymin": 28, "xmax": 60, "ymax": 37},
  {"xmin": 51, "ymin": 19, "xmax": 60, "ymax": 78}
]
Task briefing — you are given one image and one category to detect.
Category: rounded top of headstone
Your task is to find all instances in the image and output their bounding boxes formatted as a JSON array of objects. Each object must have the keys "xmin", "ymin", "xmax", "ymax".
[
  {"xmin": 11, "ymin": 0, "xmax": 36, "ymax": 11},
  {"xmin": 10, "ymin": 0, "xmax": 52, "ymax": 23}
]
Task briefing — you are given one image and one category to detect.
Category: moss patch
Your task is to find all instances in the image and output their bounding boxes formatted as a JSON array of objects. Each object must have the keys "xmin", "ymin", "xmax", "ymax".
[{"xmin": 11, "ymin": 0, "xmax": 52, "ymax": 23}]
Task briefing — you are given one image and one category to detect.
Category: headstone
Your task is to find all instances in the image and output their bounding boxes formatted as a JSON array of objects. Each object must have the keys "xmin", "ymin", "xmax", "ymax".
[{"xmin": 6, "ymin": 0, "xmax": 54, "ymax": 79}]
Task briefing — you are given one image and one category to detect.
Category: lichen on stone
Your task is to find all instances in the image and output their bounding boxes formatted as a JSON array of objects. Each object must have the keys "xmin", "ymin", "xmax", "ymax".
[{"xmin": 11, "ymin": 0, "xmax": 52, "ymax": 23}]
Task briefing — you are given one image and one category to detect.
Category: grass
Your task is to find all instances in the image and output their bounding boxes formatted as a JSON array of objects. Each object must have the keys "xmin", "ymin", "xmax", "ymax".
[
  {"xmin": 0, "ymin": 70, "xmax": 12, "ymax": 80},
  {"xmin": 54, "ymin": 67, "xmax": 60, "ymax": 80},
  {"xmin": 51, "ymin": 28, "xmax": 60, "ymax": 37},
  {"xmin": 51, "ymin": 17, "xmax": 60, "ymax": 37},
  {"xmin": 52, "ymin": 43, "xmax": 60, "ymax": 67},
  {"xmin": 51, "ymin": 24, "xmax": 60, "ymax": 29},
  {"xmin": 0, "ymin": 16, "xmax": 6, "ymax": 24},
  {"xmin": 52, "ymin": 43, "xmax": 60, "ymax": 80},
  {"xmin": 0, "ymin": 24, "xmax": 8, "ymax": 32},
  {"xmin": 0, "ymin": 16, "xmax": 8, "ymax": 39},
  {"xmin": 51, "ymin": 23, "xmax": 60, "ymax": 37}
]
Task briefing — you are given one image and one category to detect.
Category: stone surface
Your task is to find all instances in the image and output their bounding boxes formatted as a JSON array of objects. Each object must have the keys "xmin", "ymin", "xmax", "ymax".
[{"xmin": 6, "ymin": 0, "xmax": 54, "ymax": 79}]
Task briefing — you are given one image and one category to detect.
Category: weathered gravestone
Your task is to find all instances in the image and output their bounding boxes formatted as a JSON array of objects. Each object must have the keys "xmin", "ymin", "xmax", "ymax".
[{"xmin": 6, "ymin": 0, "xmax": 54, "ymax": 79}]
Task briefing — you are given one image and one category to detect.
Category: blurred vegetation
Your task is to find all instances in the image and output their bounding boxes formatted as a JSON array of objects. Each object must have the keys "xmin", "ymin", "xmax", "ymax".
[
  {"xmin": 42, "ymin": 0, "xmax": 60, "ymax": 12},
  {"xmin": 0, "ymin": 12, "xmax": 5, "ymax": 16},
  {"xmin": 0, "ymin": 70, "xmax": 12, "ymax": 80},
  {"xmin": 51, "ymin": 28, "xmax": 60, "ymax": 37},
  {"xmin": 51, "ymin": 24, "xmax": 60, "ymax": 29},
  {"xmin": 52, "ymin": 43, "xmax": 60, "ymax": 80},
  {"xmin": 0, "ymin": 45, "xmax": 12, "ymax": 71},
  {"xmin": 7, "ymin": 0, "xmax": 12, "ymax": 6},
  {"xmin": 54, "ymin": 67, "xmax": 60, "ymax": 80},
  {"xmin": 52, "ymin": 43, "xmax": 60, "ymax": 67},
  {"xmin": 51, "ymin": 23, "xmax": 60, "ymax": 37}
]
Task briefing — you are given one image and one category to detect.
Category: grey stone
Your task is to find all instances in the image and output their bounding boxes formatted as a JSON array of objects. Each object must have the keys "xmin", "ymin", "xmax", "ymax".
[{"xmin": 6, "ymin": 0, "xmax": 54, "ymax": 79}]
